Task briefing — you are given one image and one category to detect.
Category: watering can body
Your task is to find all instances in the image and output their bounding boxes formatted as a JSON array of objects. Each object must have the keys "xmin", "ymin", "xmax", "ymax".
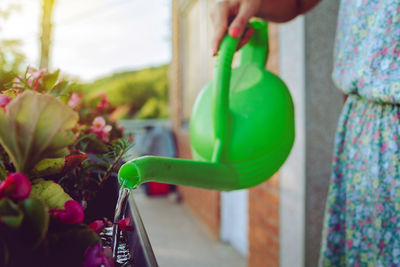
[
  {"xmin": 118, "ymin": 20, "xmax": 295, "ymax": 191},
  {"xmin": 190, "ymin": 63, "xmax": 294, "ymax": 189}
]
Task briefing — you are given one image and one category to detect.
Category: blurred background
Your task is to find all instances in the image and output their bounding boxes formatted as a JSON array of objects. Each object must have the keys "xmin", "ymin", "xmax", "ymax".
[
  {"xmin": 0, "ymin": 0, "xmax": 344, "ymax": 267},
  {"xmin": 0, "ymin": 0, "xmax": 170, "ymax": 119}
]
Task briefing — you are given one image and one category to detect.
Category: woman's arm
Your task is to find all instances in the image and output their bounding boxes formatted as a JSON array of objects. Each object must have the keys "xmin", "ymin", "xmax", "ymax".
[
  {"xmin": 211, "ymin": 0, "xmax": 321, "ymax": 55},
  {"xmin": 259, "ymin": 0, "xmax": 321, "ymax": 22}
]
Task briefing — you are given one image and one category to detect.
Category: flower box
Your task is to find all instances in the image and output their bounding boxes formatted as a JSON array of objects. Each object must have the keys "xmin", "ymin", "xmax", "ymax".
[{"xmin": 0, "ymin": 68, "xmax": 157, "ymax": 266}]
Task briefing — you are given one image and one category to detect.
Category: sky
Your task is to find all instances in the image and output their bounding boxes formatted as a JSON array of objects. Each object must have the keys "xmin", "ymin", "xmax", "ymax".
[{"xmin": 0, "ymin": 0, "xmax": 171, "ymax": 81}]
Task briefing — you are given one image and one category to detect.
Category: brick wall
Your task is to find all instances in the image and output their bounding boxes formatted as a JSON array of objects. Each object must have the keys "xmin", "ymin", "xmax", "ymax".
[
  {"xmin": 248, "ymin": 23, "xmax": 280, "ymax": 267},
  {"xmin": 249, "ymin": 175, "xmax": 280, "ymax": 266}
]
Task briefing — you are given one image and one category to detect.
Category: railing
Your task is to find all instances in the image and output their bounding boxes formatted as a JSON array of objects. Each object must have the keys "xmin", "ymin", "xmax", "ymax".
[{"xmin": 119, "ymin": 119, "xmax": 172, "ymax": 135}]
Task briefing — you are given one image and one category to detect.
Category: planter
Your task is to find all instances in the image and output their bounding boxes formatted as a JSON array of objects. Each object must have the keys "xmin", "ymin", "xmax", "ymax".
[
  {"xmin": 125, "ymin": 193, "xmax": 158, "ymax": 267},
  {"xmin": 93, "ymin": 177, "xmax": 158, "ymax": 267}
]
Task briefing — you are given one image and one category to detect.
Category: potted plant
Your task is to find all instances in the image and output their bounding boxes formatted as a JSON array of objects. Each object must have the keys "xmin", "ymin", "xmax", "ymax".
[{"xmin": 0, "ymin": 68, "xmax": 137, "ymax": 267}]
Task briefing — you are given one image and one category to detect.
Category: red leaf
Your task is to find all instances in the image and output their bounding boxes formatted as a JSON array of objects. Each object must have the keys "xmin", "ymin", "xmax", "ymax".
[{"xmin": 63, "ymin": 152, "xmax": 88, "ymax": 172}]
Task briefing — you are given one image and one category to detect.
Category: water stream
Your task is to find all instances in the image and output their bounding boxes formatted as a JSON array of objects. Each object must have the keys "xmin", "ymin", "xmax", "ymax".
[
  {"xmin": 101, "ymin": 226, "xmax": 131, "ymax": 266},
  {"xmin": 112, "ymin": 187, "xmax": 132, "ymax": 264}
]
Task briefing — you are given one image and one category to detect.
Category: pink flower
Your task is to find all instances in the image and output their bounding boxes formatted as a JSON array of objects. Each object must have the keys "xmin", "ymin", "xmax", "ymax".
[
  {"xmin": 27, "ymin": 67, "xmax": 46, "ymax": 91},
  {"xmin": 89, "ymin": 220, "xmax": 105, "ymax": 234},
  {"xmin": 0, "ymin": 94, "xmax": 12, "ymax": 111},
  {"xmin": 83, "ymin": 244, "xmax": 114, "ymax": 267},
  {"xmin": 0, "ymin": 173, "xmax": 31, "ymax": 199},
  {"xmin": 96, "ymin": 92, "xmax": 110, "ymax": 110},
  {"xmin": 51, "ymin": 200, "xmax": 84, "ymax": 224},
  {"xmin": 118, "ymin": 218, "xmax": 134, "ymax": 232},
  {"xmin": 91, "ymin": 116, "xmax": 112, "ymax": 142},
  {"xmin": 68, "ymin": 93, "xmax": 82, "ymax": 109}
]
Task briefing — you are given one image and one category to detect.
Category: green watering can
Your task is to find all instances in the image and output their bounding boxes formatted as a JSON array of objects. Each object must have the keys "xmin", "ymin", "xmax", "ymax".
[{"xmin": 118, "ymin": 20, "xmax": 295, "ymax": 191}]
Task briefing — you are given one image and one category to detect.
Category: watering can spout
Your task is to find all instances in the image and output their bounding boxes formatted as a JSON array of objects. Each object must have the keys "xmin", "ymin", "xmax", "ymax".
[{"xmin": 118, "ymin": 156, "xmax": 240, "ymax": 191}]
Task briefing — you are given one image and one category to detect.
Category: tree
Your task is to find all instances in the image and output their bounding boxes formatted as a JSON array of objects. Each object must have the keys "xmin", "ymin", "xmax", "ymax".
[
  {"xmin": 39, "ymin": 0, "xmax": 56, "ymax": 69},
  {"xmin": 0, "ymin": 5, "xmax": 25, "ymax": 91}
]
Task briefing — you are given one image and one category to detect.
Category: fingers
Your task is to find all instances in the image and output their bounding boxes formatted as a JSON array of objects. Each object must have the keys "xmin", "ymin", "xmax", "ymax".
[
  {"xmin": 228, "ymin": 2, "xmax": 255, "ymax": 38},
  {"xmin": 237, "ymin": 27, "xmax": 254, "ymax": 50},
  {"xmin": 210, "ymin": 0, "xmax": 259, "ymax": 56},
  {"xmin": 210, "ymin": 2, "xmax": 230, "ymax": 56}
]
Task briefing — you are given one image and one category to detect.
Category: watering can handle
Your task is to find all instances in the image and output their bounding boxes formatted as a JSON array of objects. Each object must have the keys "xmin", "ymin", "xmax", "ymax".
[{"xmin": 212, "ymin": 20, "xmax": 269, "ymax": 162}]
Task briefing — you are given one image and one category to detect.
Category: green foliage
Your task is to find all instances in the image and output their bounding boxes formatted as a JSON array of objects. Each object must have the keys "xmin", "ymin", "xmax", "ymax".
[
  {"xmin": 74, "ymin": 134, "xmax": 109, "ymax": 154},
  {"xmin": 32, "ymin": 158, "xmax": 65, "ymax": 177},
  {"xmin": 45, "ymin": 222, "xmax": 99, "ymax": 266},
  {"xmin": 0, "ymin": 40, "xmax": 25, "ymax": 91},
  {"xmin": 19, "ymin": 198, "xmax": 49, "ymax": 247},
  {"xmin": 30, "ymin": 179, "xmax": 72, "ymax": 209},
  {"xmin": 0, "ymin": 198, "xmax": 23, "ymax": 228},
  {"xmin": 0, "ymin": 67, "xmax": 131, "ymax": 266},
  {"xmin": 0, "ymin": 91, "xmax": 78, "ymax": 173},
  {"xmin": 59, "ymin": 137, "xmax": 133, "ymax": 202},
  {"xmin": 0, "ymin": 197, "xmax": 49, "ymax": 265},
  {"xmin": 0, "ymin": 6, "xmax": 25, "ymax": 92},
  {"xmin": 0, "ymin": 197, "xmax": 98, "ymax": 267},
  {"xmin": 8, "ymin": 68, "xmax": 73, "ymax": 101},
  {"xmin": 136, "ymin": 97, "xmax": 169, "ymax": 119},
  {"xmin": 79, "ymin": 65, "xmax": 169, "ymax": 118}
]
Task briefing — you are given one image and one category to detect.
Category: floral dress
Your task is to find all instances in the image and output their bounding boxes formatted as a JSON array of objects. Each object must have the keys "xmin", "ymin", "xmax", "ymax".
[{"xmin": 319, "ymin": 0, "xmax": 400, "ymax": 266}]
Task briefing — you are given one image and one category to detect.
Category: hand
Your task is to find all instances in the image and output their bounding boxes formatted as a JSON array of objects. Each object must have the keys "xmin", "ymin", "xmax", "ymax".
[
  {"xmin": 210, "ymin": 0, "xmax": 263, "ymax": 56},
  {"xmin": 210, "ymin": 0, "xmax": 321, "ymax": 56}
]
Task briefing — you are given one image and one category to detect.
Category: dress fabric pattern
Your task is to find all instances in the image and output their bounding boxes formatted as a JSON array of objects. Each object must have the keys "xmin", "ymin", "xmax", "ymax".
[
  {"xmin": 332, "ymin": 0, "xmax": 400, "ymax": 103},
  {"xmin": 320, "ymin": 0, "xmax": 400, "ymax": 266},
  {"xmin": 320, "ymin": 95, "xmax": 400, "ymax": 267}
]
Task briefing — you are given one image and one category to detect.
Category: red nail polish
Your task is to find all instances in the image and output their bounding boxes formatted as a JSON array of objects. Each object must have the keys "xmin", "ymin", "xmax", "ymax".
[
  {"xmin": 229, "ymin": 27, "xmax": 240, "ymax": 38},
  {"xmin": 248, "ymin": 28, "xmax": 255, "ymax": 36}
]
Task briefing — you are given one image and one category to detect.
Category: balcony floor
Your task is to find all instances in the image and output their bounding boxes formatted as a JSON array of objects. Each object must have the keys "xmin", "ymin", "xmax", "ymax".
[{"xmin": 135, "ymin": 189, "xmax": 247, "ymax": 267}]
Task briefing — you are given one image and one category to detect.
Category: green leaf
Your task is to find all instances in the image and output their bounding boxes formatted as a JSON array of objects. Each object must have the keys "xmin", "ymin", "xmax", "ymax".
[
  {"xmin": 0, "ymin": 165, "xmax": 7, "ymax": 181},
  {"xmin": 30, "ymin": 179, "xmax": 72, "ymax": 209},
  {"xmin": 46, "ymin": 223, "xmax": 99, "ymax": 266},
  {"xmin": 52, "ymin": 80, "xmax": 69, "ymax": 94},
  {"xmin": 0, "ymin": 91, "xmax": 79, "ymax": 173},
  {"xmin": 32, "ymin": 158, "xmax": 65, "ymax": 177},
  {"xmin": 82, "ymin": 135, "xmax": 109, "ymax": 153},
  {"xmin": 19, "ymin": 198, "xmax": 49, "ymax": 248},
  {"xmin": 51, "ymin": 147, "xmax": 70, "ymax": 158},
  {"xmin": 42, "ymin": 70, "xmax": 60, "ymax": 92},
  {"xmin": 1, "ymin": 88, "xmax": 19, "ymax": 98},
  {"xmin": 0, "ymin": 198, "xmax": 24, "ymax": 228}
]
